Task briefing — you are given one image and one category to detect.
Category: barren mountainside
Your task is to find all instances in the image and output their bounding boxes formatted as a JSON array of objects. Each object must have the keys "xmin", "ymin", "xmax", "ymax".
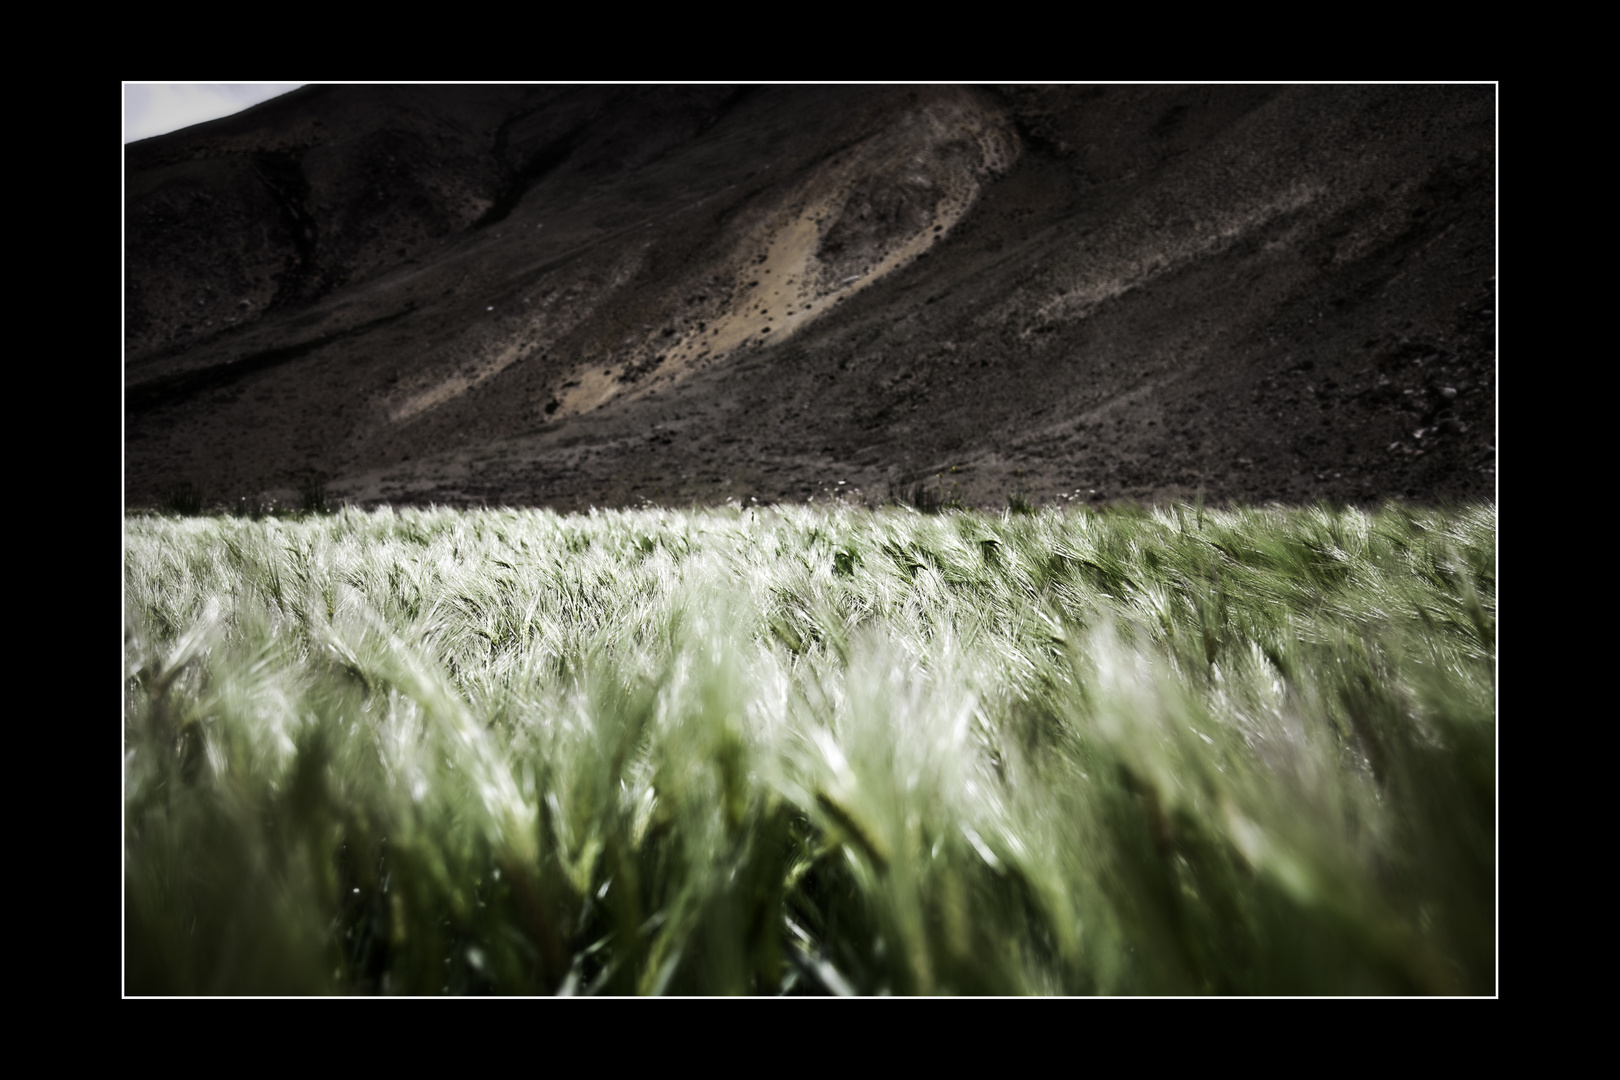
[{"xmin": 124, "ymin": 84, "xmax": 1496, "ymax": 512}]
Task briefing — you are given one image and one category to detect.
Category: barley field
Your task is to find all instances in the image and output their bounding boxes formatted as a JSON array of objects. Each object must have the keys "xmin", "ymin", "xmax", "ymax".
[{"xmin": 123, "ymin": 500, "xmax": 1495, "ymax": 995}]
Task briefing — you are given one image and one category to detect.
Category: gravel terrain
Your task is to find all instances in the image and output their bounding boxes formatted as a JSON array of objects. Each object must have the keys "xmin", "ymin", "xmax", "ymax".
[{"xmin": 124, "ymin": 84, "xmax": 1495, "ymax": 513}]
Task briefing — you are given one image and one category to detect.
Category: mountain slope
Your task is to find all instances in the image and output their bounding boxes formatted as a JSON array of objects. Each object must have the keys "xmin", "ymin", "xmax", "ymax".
[{"xmin": 125, "ymin": 84, "xmax": 1496, "ymax": 511}]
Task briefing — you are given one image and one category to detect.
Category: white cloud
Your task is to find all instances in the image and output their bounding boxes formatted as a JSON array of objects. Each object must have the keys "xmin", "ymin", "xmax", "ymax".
[{"xmin": 123, "ymin": 83, "xmax": 307, "ymax": 144}]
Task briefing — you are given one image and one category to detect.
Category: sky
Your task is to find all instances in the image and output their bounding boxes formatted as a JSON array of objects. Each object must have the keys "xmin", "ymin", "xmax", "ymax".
[{"xmin": 123, "ymin": 83, "xmax": 307, "ymax": 144}]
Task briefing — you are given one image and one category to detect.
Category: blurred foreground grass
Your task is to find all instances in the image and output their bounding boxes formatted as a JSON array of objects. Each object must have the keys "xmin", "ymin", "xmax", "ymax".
[{"xmin": 124, "ymin": 500, "xmax": 1494, "ymax": 994}]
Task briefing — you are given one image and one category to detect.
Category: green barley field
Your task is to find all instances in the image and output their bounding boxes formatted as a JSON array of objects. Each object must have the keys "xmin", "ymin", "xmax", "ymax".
[{"xmin": 123, "ymin": 499, "xmax": 1495, "ymax": 995}]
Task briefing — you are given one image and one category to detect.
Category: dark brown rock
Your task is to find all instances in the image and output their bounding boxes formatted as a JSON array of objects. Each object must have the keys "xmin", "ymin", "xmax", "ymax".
[{"xmin": 124, "ymin": 84, "xmax": 1496, "ymax": 512}]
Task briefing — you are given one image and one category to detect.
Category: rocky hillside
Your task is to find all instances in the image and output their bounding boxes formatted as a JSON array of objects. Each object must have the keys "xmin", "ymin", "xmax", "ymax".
[{"xmin": 124, "ymin": 84, "xmax": 1495, "ymax": 512}]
